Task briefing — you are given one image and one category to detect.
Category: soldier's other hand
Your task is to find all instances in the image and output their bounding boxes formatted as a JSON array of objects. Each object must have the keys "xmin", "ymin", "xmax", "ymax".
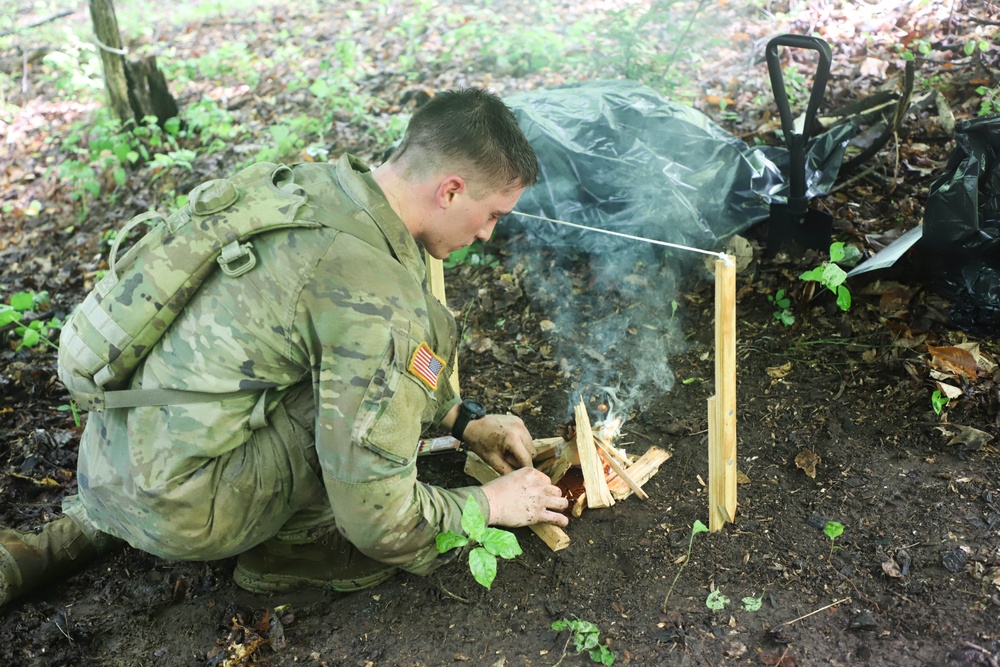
[
  {"xmin": 463, "ymin": 414, "xmax": 536, "ymax": 473},
  {"xmin": 481, "ymin": 467, "xmax": 569, "ymax": 527}
]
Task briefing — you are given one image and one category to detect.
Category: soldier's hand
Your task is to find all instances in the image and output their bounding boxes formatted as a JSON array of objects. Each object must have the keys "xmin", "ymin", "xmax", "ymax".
[
  {"xmin": 463, "ymin": 414, "xmax": 536, "ymax": 473},
  {"xmin": 481, "ymin": 467, "xmax": 569, "ymax": 527}
]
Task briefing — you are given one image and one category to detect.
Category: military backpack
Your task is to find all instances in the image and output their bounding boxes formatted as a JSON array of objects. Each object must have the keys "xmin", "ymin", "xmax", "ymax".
[{"xmin": 57, "ymin": 162, "xmax": 320, "ymax": 412}]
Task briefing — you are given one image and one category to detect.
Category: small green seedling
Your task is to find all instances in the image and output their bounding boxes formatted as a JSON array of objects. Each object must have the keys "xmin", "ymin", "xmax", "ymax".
[
  {"xmin": 662, "ymin": 519, "xmax": 708, "ymax": 611},
  {"xmin": 768, "ymin": 288, "xmax": 794, "ymax": 326},
  {"xmin": 741, "ymin": 595, "xmax": 763, "ymax": 612},
  {"xmin": 0, "ymin": 290, "xmax": 62, "ymax": 351},
  {"xmin": 931, "ymin": 389, "xmax": 949, "ymax": 415},
  {"xmin": 436, "ymin": 496, "xmax": 521, "ymax": 590},
  {"xmin": 551, "ymin": 618, "xmax": 615, "ymax": 665},
  {"xmin": 799, "ymin": 242, "xmax": 853, "ymax": 312},
  {"xmin": 705, "ymin": 589, "xmax": 730, "ymax": 611},
  {"xmin": 824, "ymin": 520, "xmax": 844, "ymax": 559}
]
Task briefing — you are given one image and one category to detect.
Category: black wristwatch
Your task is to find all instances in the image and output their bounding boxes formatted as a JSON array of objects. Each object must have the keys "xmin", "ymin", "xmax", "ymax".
[{"xmin": 451, "ymin": 399, "xmax": 487, "ymax": 442}]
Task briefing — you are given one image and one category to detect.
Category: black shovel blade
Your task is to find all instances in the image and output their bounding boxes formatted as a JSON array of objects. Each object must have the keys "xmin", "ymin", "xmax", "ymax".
[{"xmin": 765, "ymin": 204, "xmax": 834, "ymax": 258}]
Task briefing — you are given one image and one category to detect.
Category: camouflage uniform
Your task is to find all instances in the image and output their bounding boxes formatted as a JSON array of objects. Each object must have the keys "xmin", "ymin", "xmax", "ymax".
[{"xmin": 62, "ymin": 155, "xmax": 488, "ymax": 575}]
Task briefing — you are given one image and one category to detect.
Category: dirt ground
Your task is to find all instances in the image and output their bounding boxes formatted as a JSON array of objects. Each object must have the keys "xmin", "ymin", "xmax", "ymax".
[{"xmin": 3, "ymin": 1, "xmax": 1000, "ymax": 666}]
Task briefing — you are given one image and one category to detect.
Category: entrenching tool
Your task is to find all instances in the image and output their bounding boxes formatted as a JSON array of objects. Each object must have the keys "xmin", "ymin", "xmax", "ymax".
[{"xmin": 764, "ymin": 34, "xmax": 834, "ymax": 257}]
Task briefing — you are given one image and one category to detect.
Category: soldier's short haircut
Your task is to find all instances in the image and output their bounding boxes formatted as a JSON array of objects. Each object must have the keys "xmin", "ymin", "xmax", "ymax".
[{"xmin": 389, "ymin": 88, "xmax": 539, "ymax": 194}]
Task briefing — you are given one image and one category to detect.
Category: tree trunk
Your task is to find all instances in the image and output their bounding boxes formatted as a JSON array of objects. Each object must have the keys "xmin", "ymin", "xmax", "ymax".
[
  {"xmin": 88, "ymin": 0, "xmax": 180, "ymax": 128},
  {"xmin": 88, "ymin": 0, "xmax": 133, "ymax": 126}
]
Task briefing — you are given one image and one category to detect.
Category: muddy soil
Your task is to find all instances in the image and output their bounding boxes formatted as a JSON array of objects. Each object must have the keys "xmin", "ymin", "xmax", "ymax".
[{"xmin": 3, "ymin": 1, "xmax": 1000, "ymax": 666}]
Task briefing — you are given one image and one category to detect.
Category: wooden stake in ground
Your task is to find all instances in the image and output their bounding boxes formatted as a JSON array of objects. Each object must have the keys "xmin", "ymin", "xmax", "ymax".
[
  {"xmin": 575, "ymin": 399, "xmax": 614, "ymax": 508},
  {"xmin": 708, "ymin": 255, "xmax": 737, "ymax": 532},
  {"xmin": 425, "ymin": 255, "xmax": 461, "ymax": 396}
]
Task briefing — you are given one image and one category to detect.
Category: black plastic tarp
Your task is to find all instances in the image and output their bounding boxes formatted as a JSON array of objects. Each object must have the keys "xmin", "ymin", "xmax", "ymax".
[
  {"xmin": 503, "ymin": 79, "xmax": 854, "ymax": 252},
  {"xmin": 920, "ymin": 114, "xmax": 1000, "ymax": 336}
]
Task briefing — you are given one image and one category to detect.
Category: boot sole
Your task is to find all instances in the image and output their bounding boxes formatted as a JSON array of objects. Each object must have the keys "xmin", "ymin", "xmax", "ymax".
[{"xmin": 232, "ymin": 560, "xmax": 398, "ymax": 595}]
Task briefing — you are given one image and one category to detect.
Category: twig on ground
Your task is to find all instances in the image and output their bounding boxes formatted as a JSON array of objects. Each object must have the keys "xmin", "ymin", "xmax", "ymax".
[
  {"xmin": 769, "ymin": 597, "xmax": 851, "ymax": 630},
  {"xmin": 438, "ymin": 584, "xmax": 471, "ymax": 604},
  {"xmin": 962, "ymin": 642, "xmax": 1000, "ymax": 667}
]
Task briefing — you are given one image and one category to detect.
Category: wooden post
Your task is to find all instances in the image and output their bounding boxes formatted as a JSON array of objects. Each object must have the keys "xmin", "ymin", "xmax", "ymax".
[
  {"xmin": 708, "ymin": 255, "xmax": 737, "ymax": 532},
  {"xmin": 575, "ymin": 399, "xmax": 614, "ymax": 508},
  {"xmin": 426, "ymin": 255, "xmax": 461, "ymax": 396}
]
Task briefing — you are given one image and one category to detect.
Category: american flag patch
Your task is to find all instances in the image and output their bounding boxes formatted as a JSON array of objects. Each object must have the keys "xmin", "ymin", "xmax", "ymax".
[{"xmin": 408, "ymin": 342, "xmax": 446, "ymax": 390}]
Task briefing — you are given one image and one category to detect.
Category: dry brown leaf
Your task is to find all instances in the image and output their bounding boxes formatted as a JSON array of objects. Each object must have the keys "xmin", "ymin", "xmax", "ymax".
[
  {"xmin": 935, "ymin": 381, "xmax": 963, "ymax": 400},
  {"xmin": 927, "ymin": 345, "xmax": 978, "ymax": 380},
  {"xmin": 882, "ymin": 560, "xmax": 904, "ymax": 578},
  {"xmin": 761, "ymin": 650, "xmax": 798, "ymax": 666},
  {"xmin": 946, "ymin": 425, "xmax": 993, "ymax": 449},
  {"xmin": 794, "ymin": 450, "xmax": 820, "ymax": 479},
  {"xmin": 766, "ymin": 362, "xmax": 792, "ymax": 379}
]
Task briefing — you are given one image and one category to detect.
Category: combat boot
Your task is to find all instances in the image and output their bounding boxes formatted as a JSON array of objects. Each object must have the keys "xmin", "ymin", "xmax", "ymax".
[
  {"xmin": 0, "ymin": 516, "xmax": 115, "ymax": 607},
  {"xmin": 233, "ymin": 530, "xmax": 398, "ymax": 594}
]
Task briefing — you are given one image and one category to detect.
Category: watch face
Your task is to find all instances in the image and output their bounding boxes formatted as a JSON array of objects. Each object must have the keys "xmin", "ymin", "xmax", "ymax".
[{"xmin": 464, "ymin": 399, "xmax": 487, "ymax": 419}]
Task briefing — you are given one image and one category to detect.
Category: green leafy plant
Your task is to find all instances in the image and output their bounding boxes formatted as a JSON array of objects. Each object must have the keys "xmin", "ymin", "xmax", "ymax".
[
  {"xmin": 435, "ymin": 496, "xmax": 521, "ymax": 590},
  {"xmin": 0, "ymin": 290, "xmax": 62, "ymax": 351},
  {"xmin": 444, "ymin": 241, "xmax": 500, "ymax": 269},
  {"xmin": 975, "ymin": 86, "xmax": 1000, "ymax": 117},
  {"xmin": 963, "ymin": 38, "xmax": 992, "ymax": 57},
  {"xmin": 931, "ymin": 389, "xmax": 950, "ymax": 415},
  {"xmin": 551, "ymin": 618, "xmax": 616, "ymax": 665},
  {"xmin": 768, "ymin": 288, "xmax": 794, "ymax": 326},
  {"xmin": 705, "ymin": 589, "xmax": 730, "ymax": 611},
  {"xmin": 741, "ymin": 595, "xmax": 763, "ymax": 612},
  {"xmin": 662, "ymin": 519, "xmax": 708, "ymax": 611},
  {"xmin": 799, "ymin": 242, "xmax": 853, "ymax": 311},
  {"xmin": 824, "ymin": 520, "xmax": 844, "ymax": 560}
]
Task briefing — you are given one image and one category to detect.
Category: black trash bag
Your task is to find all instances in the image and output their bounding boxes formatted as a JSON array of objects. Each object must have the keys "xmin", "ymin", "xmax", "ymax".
[
  {"xmin": 920, "ymin": 115, "xmax": 1000, "ymax": 337},
  {"xmin": 502, "ymin": 79, "xmax": 854, "ymax": 252}
]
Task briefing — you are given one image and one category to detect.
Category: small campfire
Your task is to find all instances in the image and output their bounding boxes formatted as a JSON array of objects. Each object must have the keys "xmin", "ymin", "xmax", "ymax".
[{"xmin": 464, "ymin": 398, "xmax": 671, "ymax": 552}]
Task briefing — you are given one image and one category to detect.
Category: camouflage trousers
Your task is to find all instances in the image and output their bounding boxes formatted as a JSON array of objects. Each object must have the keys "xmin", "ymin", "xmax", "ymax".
[{"xmin": 63, "ymin": 383, "xmax": 337, "ymax": 560}]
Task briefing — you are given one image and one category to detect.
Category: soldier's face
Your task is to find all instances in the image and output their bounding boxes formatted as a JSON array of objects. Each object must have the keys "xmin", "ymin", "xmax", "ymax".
[{"xmin": 425, "ymin": 183, "xmax": 524, "ymax": 260}]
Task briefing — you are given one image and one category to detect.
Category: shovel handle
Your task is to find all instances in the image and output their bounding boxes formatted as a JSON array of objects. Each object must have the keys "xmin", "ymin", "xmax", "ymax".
[{"xmin": 766, "ymin": 34, "xmax": 832, "ymax": 201}]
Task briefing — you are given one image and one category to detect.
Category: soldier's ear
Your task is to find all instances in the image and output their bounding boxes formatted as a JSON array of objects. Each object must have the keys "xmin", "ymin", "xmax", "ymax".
[{"xmin": 435, "ymin": 175, "xmax": 466, "ymax": 209}]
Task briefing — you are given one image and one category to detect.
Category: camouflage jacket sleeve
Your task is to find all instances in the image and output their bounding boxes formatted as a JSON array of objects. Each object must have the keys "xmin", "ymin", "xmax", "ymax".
[{"xmin": 292, "ymin": 227, "xmax": 487, "ymax": 575}]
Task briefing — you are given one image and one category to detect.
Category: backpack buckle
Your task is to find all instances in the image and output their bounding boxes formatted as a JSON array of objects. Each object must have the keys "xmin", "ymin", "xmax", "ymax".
[{"xmin": 218, "ymin": 240, "xmax": 256, "ymax": 277}]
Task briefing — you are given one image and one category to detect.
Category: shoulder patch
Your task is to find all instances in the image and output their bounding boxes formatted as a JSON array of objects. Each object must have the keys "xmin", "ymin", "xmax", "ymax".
[{"xmin": 408, "ymin": 342, "xmax": 446, "ymax": 391}]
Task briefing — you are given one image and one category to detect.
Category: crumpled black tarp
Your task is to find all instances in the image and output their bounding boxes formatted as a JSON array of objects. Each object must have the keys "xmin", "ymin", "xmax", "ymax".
[
  {"xmin": 502, "ymin": 79, "xmax": 854, "ymax": 252},
  {"xmin": 919, "ymin": 115, "xmax": 1000, "ymax": 337}
]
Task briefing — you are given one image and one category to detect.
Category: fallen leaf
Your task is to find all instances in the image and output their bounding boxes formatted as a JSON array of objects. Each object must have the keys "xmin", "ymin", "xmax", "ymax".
[
  {"xmin": 766, "ymin": 362, "xmax": 792, "ymax": 379},
  {"xmin": 945, "ymin": 425, "xmax": 993, "ymax": 450},
  {"xmin": 882, "ymin": 559, "xmax": 904, "ymax": 578},
  {"xmin": 761, "ymin": 649, "xmax": 798, "ymax": 666},
  {"xmin": 928, "ymin": 345, "xmax": 978, "ymax": 380},
  {"xmin": 935, "ymin": 381, "xmax": 963, "ymax": 400},
  {"xmin": 794, "ymin": 450, "xmax": 820, "ymax": 479}
]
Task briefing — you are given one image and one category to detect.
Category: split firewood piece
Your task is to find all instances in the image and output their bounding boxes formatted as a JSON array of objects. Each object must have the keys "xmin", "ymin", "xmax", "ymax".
[
  {"xmin": 595, "ymin": 440, "xmax": 648, "ymax": 500},
  {"xmin": 574, "ymin": 399, "xmax": 614, "ymax": 508},
  {"xmin": 593, "ymin": 435, "xmax": 633, "ymax": 467},
  {"xmin": 572, "ymin": 492, "xmax": 587, "ymax": 518},
  {"xmin": 532, "ymin": 436, "xmax": 566, "ymax": 460},
  {"xmin": 533, "ymin": 436, "xmax": 574, "ymax": 485},
  {"xmin": 463, "ymin": 452, "xmax": 571, "ymax": 552},
  {"xmin": 606, "ymin": 446, "xmax": 671, "ymax": 501}
]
